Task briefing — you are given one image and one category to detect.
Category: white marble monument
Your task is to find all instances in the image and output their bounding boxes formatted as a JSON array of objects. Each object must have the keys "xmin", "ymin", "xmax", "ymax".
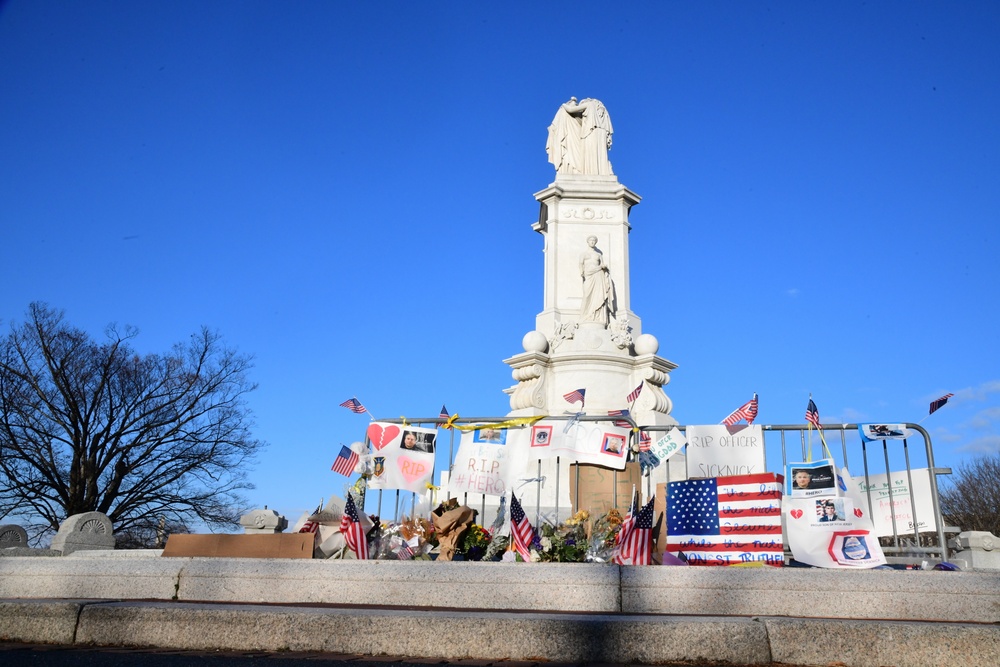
[{"xmin": 505, "ymin": 98, "xmax": 677, "ymax": 428}]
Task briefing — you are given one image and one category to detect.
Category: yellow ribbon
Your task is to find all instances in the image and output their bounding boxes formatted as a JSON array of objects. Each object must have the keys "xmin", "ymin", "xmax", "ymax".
[
  {"xmin": 400, "ymin": 416, "xmax": 409, "ymax": 427},
  {"xmin": 453, "ymin": 416, "xmax": 546, "ymax": 432},
  {"xmin": 442, "ymin": 414, "xmax": 460, "ymax": 430}
]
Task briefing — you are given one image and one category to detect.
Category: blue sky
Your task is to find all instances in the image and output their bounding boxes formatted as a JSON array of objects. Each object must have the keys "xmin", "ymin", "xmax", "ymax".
[{"xmin": 2, "ymin": 2, "xmax": 998, "ymax": 522}]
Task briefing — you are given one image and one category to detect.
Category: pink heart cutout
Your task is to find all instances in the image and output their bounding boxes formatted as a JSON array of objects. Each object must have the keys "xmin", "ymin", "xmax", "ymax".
[
  {"xmin": 397, "ymin": 455, "xmax": 429, "ymax": 484},
  {"xmin": 790, "ymin": 509, "xmax": 803, "ymax": 519},
  {"xmin": 367, "ymin": 424, "xmax": 400, "ymax": 451},
  {"xmin": 854, "ymin": 507, "xmax": 864, "ymax": 518}
]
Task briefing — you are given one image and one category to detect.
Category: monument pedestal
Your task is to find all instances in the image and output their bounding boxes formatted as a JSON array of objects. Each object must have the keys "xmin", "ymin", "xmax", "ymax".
[{"xmin": 504, "ymin": 169, "xmax": 677, "ymax": 425}]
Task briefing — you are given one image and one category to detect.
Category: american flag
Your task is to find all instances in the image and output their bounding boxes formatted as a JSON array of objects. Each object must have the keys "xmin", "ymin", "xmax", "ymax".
[
  {"xmin": 299, "ymin": 502, "xmax": 323, "ymax": 534},
  {"xmin": 509, "ymin": 492, "xmax": 535, "ymax": 562},
  {"xmin": 331, "ymin": 445, "xmax": 359, "ymax": 477},
  {"xmin": 666, "ymin": 473, "xmax": 783, "ymax": 566},
  {"xmin": 439, "ymin": 404, "xmax": 451, "ymax": 427},
  {"xmin": 397, "ymin": 540, "xmax": 414, "ymax": 560},
  {"xmin": 339, "ymin": 398, "xmax": 367, "ymax": 414},
  {"xmin": 627, "ymin": 382, "xmax": 643, "ymax": 404},
  {"xmin": 805, "ymin": 398, "xmax": 821, "ymax": 428},
  {"xmin": 608, "ymin": 408, "xmax": 631, "ymax": 428},
  {"xmin": 340, "ymin": 494, "xmax": 368, "ymax": 559},
  {"xmin": 613, "ymin": 497, "xmax": 655, "ymax": 565},
  {"xmin": 563, "ymin": 388, "xmax": 586, "ymax": 407},
  {"xmin": 929, "ymin": 393, "xmax": 954, "ymax": 415},
  {"xmin": 722, "ymin": 393, "xmax": 758, "ymax": 426},
  {"xmin": 638, "ymin": 430, "xmax": 652, "ymax": 452}
]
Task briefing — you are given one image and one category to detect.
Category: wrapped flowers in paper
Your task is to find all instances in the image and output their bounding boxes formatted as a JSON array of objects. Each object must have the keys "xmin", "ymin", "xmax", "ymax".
[
  {"xmin": 431, "ymin": 498, "xmax": 477, "ymax": 561},
  {"xmin": 586, "ymin": 508, "xmax": 624, "ymax": 563}
]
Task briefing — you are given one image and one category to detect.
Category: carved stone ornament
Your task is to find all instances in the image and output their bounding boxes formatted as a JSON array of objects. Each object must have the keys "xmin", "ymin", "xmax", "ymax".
[
  {"xmin": 610, "ymin": 317, "xmax": 633, "ymax": 350},
  {"xmin": 50, "ymin": 511, "xmax": 116, "ymax": 555},
  {"xmin": 549, "ymin": 321, "xmax": 578, "ymax": 352}
]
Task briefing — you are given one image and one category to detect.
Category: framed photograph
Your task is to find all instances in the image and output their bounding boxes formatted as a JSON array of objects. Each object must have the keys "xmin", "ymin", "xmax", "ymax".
[
  {"xmin": 785, "ymin": 459, "xmax": 837, "ymax": 498},
  {"xmin": 399, "ymin": 430, "xmax": 436, "ymax": 454},
  {"xmin": 601, "ymin": 432, "xmax": 626, "ymax": 457},
  {"xmin": 474, "ymin": 427, "xmax": 507, "ymax": 445},
  {"xmin": 530, "ymin": 424, "xmax": 552, "ymax": 447}
]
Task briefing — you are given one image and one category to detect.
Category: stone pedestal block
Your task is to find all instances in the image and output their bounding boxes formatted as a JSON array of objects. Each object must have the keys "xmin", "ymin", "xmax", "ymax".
[
  {"xmin": 239, "ymin": 508, "xmax": 288, "ymax": 534},
  {"xmin": 50, "ymin": 512, "xmax": 115, "ymax": 555}
]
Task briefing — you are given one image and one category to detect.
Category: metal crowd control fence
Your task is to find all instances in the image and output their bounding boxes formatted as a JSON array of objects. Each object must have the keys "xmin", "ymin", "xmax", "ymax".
[{"xmin": 361, "ymin": 416, "xmax": 951, "ymax": 565}]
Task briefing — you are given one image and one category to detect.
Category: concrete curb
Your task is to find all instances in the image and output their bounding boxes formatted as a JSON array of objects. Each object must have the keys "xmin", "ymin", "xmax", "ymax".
[
  {"xmin": 3, "ymin": 557, "xmax": 999, "ymax": 622},
  {"xmin": 3, "ymin": 599, "xmax": 1000, "ymax": 666}
]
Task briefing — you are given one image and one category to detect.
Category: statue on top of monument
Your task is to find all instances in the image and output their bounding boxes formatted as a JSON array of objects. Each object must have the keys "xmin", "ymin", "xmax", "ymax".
[
  {"xmin": 546, "ymin": 97, "xmax": 614, "ymax": 176},
  {"xmin": 579, "ymin": 235, "xmax": 615, "ymax": 326}
]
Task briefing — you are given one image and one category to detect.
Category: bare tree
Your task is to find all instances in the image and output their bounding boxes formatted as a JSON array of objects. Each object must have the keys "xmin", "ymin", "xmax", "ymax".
[
  {"xmin": 939, "ymin": 452, "xmax": 1000, "ymax": 536},
  {"xmin": 0, "ymin": 303, "xmax": 264, "ymax": 542}
]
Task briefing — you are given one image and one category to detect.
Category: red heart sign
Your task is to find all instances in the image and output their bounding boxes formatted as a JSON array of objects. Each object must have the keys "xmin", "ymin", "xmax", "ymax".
[
  {"xmin": 367, "ymin": 424, "xmax": 400, "ymax": 451},
  {"xmin": 854, "ymin": 507, "xmax": 864, "ymax": 518},
  {"xmin": 790, "ymin": 509, "xmax": 803, "ymax": 519}
]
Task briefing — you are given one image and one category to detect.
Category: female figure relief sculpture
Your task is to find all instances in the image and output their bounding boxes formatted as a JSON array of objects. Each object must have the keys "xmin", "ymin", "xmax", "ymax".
[{"xmin": 579, "ymin": 235, "xmax": 614, "ymax": 326}]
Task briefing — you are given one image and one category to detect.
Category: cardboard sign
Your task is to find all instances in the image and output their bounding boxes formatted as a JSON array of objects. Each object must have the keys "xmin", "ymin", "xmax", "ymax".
[
  {"xmin": 851, "ymin": 468, "xmax": 938, "ymax": 536},
  {"xmin": 685, "ymin": 425, "xmax": 765, "ymax": 478},
  {"xmin": 162, "ymin": 533, "xmax": 315, "ymax": 559},
  {"xmin": 569, "ymin": 462, "xmax": 641, "ymax": 515}
]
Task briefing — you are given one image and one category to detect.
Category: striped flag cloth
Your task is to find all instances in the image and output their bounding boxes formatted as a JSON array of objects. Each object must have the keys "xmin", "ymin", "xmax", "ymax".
[
  {"xmin": 638, "ymin": 431, "xmax": 652, "ymax": 452},
  {"xmin": 340, "ymin": 494, "xmax": 369, "ymax": 560},
  {"xmin": 608, "ymin": 408, "xmax": 631, "ymax": 428},
  {"xmin": 723, "ymin": 393, "xmax": 758, "ymax": 426},
  {"xmin": 929, "ymin": 393, "xmax": 954, "ymax": 415},
  {"xmin": 331, "ymin": 445, "xmax": 359, "ymax": 476},
  {"xmin": 299, "ymin": 502, "xmax": 323, "ymax": 534},
  {"xmin": 627, "ymin": 382, "xmax": 643, "ymax": 403},
  {"xmin": 805, "ymin": 398, "xmax": 821, "ymax": 428},
  {"xmin": 397, "ymin": 540, "xmax": 415, "ymax": 560},
  {"xmin": 509, "ymin": 492, "xmax": 535, "ymax": 562},
  {"xmin": 666, "ymin": 473, "xmax": 783, "ymax": 566},
  {"xmin": 339, "ymin": 398, "xmax": 367, "ymax": 414},
  {"xmin": 563, "ymin": 388, "xmax": 586, "ymax": 407},
  {"xmin": 613, "ymin": 497, "xmax": 655, "ymax": 565}
]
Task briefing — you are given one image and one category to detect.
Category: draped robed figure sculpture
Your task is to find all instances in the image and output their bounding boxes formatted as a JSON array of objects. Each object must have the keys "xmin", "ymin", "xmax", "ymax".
[
  {"xmin": 546, "ymin": 97, "xmax": 614, "ymax": 176},
  {"xmin": 579, "ymin": 235, "xmax": 615, "ymax": 326}
]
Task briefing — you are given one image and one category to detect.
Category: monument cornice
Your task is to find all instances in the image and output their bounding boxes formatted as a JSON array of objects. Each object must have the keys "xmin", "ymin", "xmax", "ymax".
[{"xmin": 534, "ymin": 181, "xmax": 641, "ymax": 207}]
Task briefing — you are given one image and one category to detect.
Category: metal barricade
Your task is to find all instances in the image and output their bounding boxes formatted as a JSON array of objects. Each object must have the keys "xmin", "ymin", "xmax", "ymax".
[{"xmin": 359, "ymin": 417, "xmax": 952, "ymax": 565}]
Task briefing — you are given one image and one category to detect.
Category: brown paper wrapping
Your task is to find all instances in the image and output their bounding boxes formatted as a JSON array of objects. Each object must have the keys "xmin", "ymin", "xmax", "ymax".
[{"xmin": 432, "ymin": 503, "xmax": 477, "ymax": 561}]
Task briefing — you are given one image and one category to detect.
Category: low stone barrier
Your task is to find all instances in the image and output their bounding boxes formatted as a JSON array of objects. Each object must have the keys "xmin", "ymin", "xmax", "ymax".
[{"xmin": 1, "ymin": 556, "xmax": 999, "ymax": 622}]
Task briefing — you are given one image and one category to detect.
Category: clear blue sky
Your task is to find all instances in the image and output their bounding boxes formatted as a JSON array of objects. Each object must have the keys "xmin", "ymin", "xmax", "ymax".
[{"xmin": 2, "ymin": 2, "xmax": 998, "ymax": 523}]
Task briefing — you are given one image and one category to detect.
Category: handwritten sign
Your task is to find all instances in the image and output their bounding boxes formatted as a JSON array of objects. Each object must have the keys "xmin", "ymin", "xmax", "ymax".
[
  {"xmin": 521, "ymin": 420, "xmax": 629, "ymax": 470},
  {"xmin": 850, "ymin": 468, "xmax": 937, "ymax": 536},
  {"xmin": 448, "ymin": 430, "xmax": 517, "ymax": 497},
  {"xmin": 665, "ymin": 473, "xmax": 784, "ymax": 566},
  {"xmin": 685, "ymin": 425, "xmax": 765, "ymax": 478}
]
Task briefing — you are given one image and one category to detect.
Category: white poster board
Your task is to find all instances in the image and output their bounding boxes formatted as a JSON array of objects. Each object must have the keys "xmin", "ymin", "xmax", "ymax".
[
  {"xmin": 851, "ymin": 468, "xmax": 938, "ymax": 536},
  {"xmin": 685, "ymin": 425, "xmax": 766, "ymax": 478},
  {"xmin": 508, "ymin": 420, "xmax": 629, "ymax": 471},
  {"xmin": 447, "ymin": 428, "xmax": 524, "ymax": 498}
]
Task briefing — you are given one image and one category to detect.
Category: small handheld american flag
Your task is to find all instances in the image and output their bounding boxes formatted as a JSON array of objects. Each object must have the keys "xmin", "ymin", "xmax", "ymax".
[
  {"xmin": 563, "ymin": 388, "xmax": 586, "ymax": 407},
  {"xmin": 339, "ymin": 398, "xmax": 367, "ymax": 414}
]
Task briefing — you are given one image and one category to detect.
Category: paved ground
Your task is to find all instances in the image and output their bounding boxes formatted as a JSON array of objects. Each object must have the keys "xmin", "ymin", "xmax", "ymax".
[{"xmin": 0, "ymin": 643, "xmax": 783, "ymax": 667}]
